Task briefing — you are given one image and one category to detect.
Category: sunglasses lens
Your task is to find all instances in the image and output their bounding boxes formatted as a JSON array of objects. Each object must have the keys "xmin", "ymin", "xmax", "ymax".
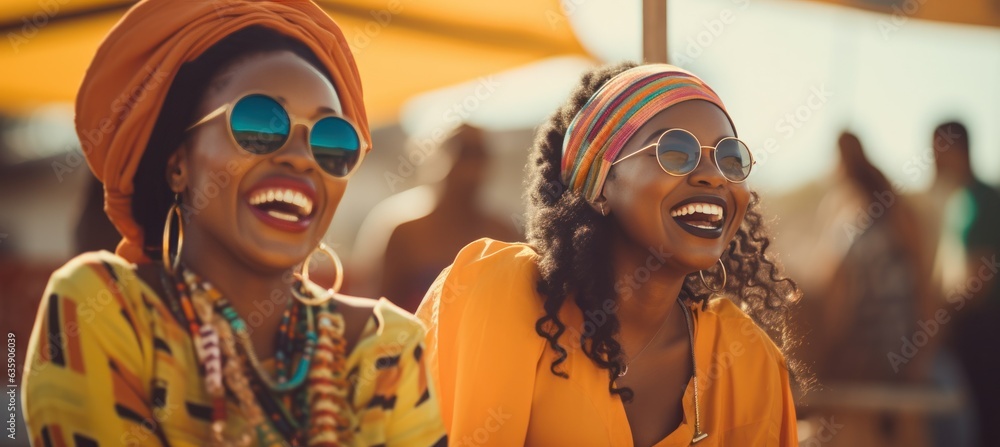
[
  {"xmin": 716, "ymin": 138, "xmax": 753, "ymax": 181},
  {"xmin": 230, "ymin": 95, "xmax": 289, "ymax": 154},
  {"xmin": 310, "ymin": 116, "xmax": 362, "ymax": 178},
  {"xmin": 657, "ymin": 130, "xmax": 700, "ymax": 175}
]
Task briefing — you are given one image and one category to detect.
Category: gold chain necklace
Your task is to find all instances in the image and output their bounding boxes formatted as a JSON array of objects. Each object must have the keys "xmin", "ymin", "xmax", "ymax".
[
  {"xmin": 619, "ymin": 299, "xmax": 679, "ymax": 377},
  {"xmin": 679, "ymin": 299, "xmax": 708, "ymax": 444},
  {"xmin": 618, "ymin": 297, "xmax": 707, "ymax": 444}
]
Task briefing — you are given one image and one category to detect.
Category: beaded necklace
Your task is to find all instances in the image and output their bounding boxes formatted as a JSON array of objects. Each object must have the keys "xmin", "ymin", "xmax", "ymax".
[{"xmin": 170, "ymin": 265, "xmax": 354, "ymax": 446}]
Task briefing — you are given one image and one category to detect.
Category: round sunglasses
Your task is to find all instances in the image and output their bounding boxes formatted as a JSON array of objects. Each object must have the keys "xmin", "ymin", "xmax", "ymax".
[
  {"xmin": 186, "ymin": 93, "xmax": 367, "ymax": 178},
  {"xmin": 612, "ymin": 128, "xmax": 755, "ymax": 183}
]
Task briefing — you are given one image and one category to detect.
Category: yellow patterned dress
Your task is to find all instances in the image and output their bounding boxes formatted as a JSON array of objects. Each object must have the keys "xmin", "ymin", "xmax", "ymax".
[{"xmin": 21, "ymin": 251, "xmax": 447, "ymax": 446}]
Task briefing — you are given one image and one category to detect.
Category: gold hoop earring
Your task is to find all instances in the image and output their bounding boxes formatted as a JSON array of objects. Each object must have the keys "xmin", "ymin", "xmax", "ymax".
[
  {"xmin": 293, "ymin": 242, "xmax": 342, "ymax": 306},
  {"xmin": 698, "ymin": 259, "xmax": 726, "ymax": 293},
  {"xmin": 162, "ymin": 194, "xmax": 184, "ymax": 275}
]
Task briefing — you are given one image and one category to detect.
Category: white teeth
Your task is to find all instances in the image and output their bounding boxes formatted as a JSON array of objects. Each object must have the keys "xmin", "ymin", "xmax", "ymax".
[
  {"xmin": 669, "ymin": 202, "xmax": 725, "ymax": 222},
  {"xmin": 266, "ymin": 210, "xmax": 299, "ymax": 222},
  {"xmin": 248, "ymin": 187, "xmax": 315, "ymax": 218}
]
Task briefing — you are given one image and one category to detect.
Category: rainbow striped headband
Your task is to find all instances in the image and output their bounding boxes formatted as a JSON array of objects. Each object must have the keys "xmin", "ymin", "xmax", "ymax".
[{"xmin": 561, "ymin": 64, "xmax": 732, "ymax": 203}]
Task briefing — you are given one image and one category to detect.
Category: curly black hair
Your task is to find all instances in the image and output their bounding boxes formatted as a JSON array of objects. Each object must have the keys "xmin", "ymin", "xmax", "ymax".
[{"xmin": 525, "ymin": 61, "xmax": 806, "ymax": 402}]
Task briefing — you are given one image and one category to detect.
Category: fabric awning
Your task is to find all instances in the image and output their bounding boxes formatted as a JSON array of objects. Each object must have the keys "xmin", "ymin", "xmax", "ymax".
[{"xmin": 0, "ymin": 0, "xmax": 589, "ymax": 125}]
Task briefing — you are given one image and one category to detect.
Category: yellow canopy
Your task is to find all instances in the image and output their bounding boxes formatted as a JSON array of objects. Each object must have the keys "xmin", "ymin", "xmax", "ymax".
[
  {"xmin": 2, "ymin": 0, "xmax": 996, "ymax": 124},
  {"xmin": 0, "ymin": 0, "xmax": 588, "ymax": 125},
  {"xmin": 801, "ymin": 0, "xmax": 1000, "ymax": 29}
]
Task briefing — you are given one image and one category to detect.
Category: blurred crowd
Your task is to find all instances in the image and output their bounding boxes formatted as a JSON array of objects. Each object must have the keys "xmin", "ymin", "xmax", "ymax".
[{"xmin": 775, "ymin": 122, "xmax": 999, "ymax": 447}]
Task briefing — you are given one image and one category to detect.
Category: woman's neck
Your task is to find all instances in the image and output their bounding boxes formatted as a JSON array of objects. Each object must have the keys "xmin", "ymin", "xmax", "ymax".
[
  {"xmin": 609, "ymin": 230, "xmax": 689, "ymax": 335},
  {"xmin": 179, "ymin": 227, "xmax": 294, "ymax": 359}
]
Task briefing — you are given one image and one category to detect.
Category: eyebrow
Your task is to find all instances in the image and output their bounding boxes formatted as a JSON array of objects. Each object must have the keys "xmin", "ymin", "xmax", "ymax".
[
  {"xmin": 638, "ymin": 128, "xmax": 736, "ymax": 147},
  {"xmin": 640, "ymin": 128, "xmax": 675, "ymax": 147},
  {"xmin": 274, "ymin": 95, "xmax": 338, "ymax": 117}
]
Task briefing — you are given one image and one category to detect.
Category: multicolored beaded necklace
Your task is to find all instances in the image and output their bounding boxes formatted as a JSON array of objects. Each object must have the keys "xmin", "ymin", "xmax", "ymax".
[{"xmin": 167, "ymin": 265, "xmax": 355, "ymax": 446}]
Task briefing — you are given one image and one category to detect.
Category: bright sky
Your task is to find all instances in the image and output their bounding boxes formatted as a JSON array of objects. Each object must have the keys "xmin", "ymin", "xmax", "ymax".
[{"xmin": 402, "ymin": 0, "xmax": 1000, "ymax": 194}]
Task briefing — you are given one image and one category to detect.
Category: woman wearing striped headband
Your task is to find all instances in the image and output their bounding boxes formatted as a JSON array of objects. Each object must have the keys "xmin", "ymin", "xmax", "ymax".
[{"xmin": 418, "ymin": 62, "xmax": 803, "ymax": 445}]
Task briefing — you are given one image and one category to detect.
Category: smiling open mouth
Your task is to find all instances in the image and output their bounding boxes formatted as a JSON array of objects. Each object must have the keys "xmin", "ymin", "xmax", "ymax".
[
  {"xmin": 669, "ymin": 197, "xmax": 726, "ymax": 238},
  {"xmin": 246, "ymin": 178, "xmax": 317, "ymax": 233},
  {"xmin": 249, "ymin": 188, "xmax": 314, "ymax": 222}
]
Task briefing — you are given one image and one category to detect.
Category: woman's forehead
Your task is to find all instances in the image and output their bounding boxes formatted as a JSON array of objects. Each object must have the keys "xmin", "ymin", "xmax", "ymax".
[
  {"xmin": 210, "ymin": 51, "xmax": 342, "ymax": 115},
  {"xmin": 633, "ymin": 101, "xmax": 735, "ymax": 144}
]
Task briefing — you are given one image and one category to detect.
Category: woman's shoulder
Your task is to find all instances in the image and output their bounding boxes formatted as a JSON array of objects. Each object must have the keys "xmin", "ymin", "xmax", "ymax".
[
  {"xmin": 451, "ymin": 237, "xmax": 541, "ymax": 273},
  {"xmin": 47, "ymin": 250, "xmax": 151, "ymax": 304},
  {"xmin": 29, "ymin": 251, "xmax": 169, "ymax": 378},
  {"xmin": 426, "ymin": 238, "xmax": 544, "ymax": 313},
  {"xmin": 44, "ymin": 250, "xmax": 177, "ymax": 336},
  {"xmin": 51, "ymin": 250, "xmax": 137, "ymax": 283},
  {"xmin": 441, "ymin": 238, "xmax": 543, "ymax": 296},
  {"xmin": 416, "ymin": 237, "xmax": 547, "ymax": 351}
]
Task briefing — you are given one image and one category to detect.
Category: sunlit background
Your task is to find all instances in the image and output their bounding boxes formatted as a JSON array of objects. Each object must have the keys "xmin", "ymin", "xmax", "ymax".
[{"xmin": 1, "ymin": 0, "xmax": 997, "ymax": 446}]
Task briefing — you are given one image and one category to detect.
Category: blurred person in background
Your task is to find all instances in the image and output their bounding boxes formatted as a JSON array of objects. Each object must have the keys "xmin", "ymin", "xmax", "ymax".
[
  {"xmin": 418, "ymin": 62, "xmax": 803, "ymax": 446},
  {"xmin": 352, "ymin": 124, "xmax": 519, "ymax": 312},
  {"xmin": 808, "ymin": 131, "xmax": 939, "ymax": 446},
  {"xmin": 934, "ymin": 121, "xmax": 1000, "ymax": 447},
  {"xmin": 21, "ymin": 1, "xmax": 446, "ymax": 445}
]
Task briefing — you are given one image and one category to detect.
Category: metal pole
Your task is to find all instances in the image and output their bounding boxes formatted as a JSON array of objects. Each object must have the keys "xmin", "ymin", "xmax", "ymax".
[{"xmin": 643, "ymin": 0, "xmax": 667, "ymax": 63}]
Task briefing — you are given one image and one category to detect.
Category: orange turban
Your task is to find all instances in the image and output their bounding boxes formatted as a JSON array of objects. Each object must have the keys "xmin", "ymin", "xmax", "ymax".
[{"xmin": 76, "ymin": 0, "xmax": 370, "ymax": 264}]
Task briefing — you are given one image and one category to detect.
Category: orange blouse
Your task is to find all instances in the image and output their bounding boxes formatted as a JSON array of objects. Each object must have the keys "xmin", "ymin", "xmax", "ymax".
[{"xmin": 417, "ymin": 238, "xmax": 798, "ymax": 446}]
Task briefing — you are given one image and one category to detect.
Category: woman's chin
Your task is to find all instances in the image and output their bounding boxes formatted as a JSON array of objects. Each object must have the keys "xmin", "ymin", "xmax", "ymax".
[
  {"xmin": 235, "ymin": 247, "xmax": 308, "ymax": 275},
  {"xmin": 675, "ymin": 254, "xmax": 726, "ymax": 275}
]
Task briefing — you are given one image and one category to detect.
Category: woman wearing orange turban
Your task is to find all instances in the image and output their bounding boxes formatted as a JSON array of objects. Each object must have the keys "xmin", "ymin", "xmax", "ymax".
[
  {"xmin": 22, "ymin": 1, "xmax": 446, "ymax": 446},
  {"xmin": 418, "ymin": 62, "xmax": 803, "ymax": 446}
]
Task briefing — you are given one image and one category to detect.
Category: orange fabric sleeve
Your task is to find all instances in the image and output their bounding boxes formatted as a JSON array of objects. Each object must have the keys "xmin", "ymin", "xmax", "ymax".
[
  {"xmin": 777, "ymin": 356, "xmax": 800, "ymax": 446},
  {"xmin": 416, "ymin": 238, "xmax": 547, "ymax": 445}
]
